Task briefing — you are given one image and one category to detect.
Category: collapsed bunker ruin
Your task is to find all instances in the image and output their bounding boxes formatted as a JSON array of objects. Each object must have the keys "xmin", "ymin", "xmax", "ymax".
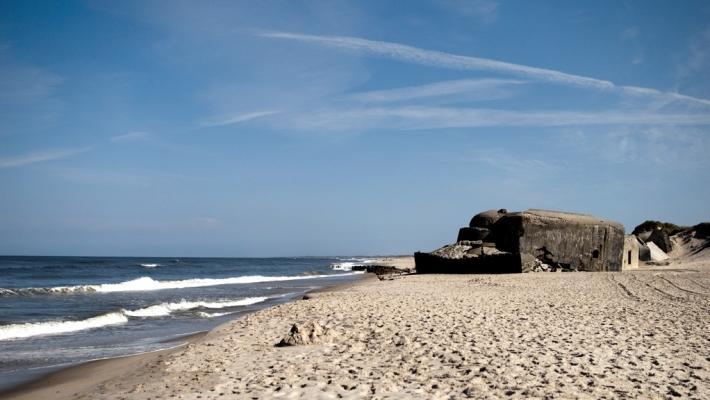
[{"xmin": 415, "ymin": 209, "xmax": 625, "ymax": 273}]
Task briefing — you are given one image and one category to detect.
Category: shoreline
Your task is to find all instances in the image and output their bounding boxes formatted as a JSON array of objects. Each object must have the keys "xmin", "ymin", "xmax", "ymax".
[
  {"xmin": 0, "ymin": 334, "xmax": 207, "ymax": 400},
  {"xmin": 0, "ymin": 270, "xmax": 373, "ymax": 399}
]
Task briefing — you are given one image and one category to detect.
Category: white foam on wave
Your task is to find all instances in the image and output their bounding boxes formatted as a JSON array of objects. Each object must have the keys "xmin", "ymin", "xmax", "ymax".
[
  {"xmin": 331, "ymin": 262, "xmax": 358, "ymax": 271},
  {"xmin": 17, "ymin": 272, "xmax": 363, "ymax": 295},
  {"xmin": 0, "ymin": 296, "xmax": 271, "ymax": 341},
  {"xmin": 123, "ymin": 297, "xmax": 268, "ymax": 317},
  {"xmin": 139, "ymin": 263, "xmax": 160, "ymax": 268},
  {"xmin": 0, "ymin": 312, "xmax": 128, "ymax": 341},
  {"xmin": 196, "ymin": 311, "xmax": 233, "ymax": 318},
  {"xmin": 330, "ymin": 258, "xmax": 375, "ymax": 271}
]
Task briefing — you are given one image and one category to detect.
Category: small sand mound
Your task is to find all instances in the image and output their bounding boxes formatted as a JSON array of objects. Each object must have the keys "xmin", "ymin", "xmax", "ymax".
[{"xmin": 275, "ymin": 321, "xmax": 336, "ymax": 347}]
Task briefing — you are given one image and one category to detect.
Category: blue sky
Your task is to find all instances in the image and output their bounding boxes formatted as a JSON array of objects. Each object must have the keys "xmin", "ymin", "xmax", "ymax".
[{"xmin": 1, "ymin": 0, "xmax": 709, "ymax": 256}]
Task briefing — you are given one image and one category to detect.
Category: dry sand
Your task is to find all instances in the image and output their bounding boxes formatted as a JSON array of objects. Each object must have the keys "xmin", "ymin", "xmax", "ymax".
[
  {"xmin": 369, "ymin": 256, "xmax": 415, "ymax": 271},
  {"xmin": 6, "ymin": 260, "xmax": 710, "ymax": 399}
]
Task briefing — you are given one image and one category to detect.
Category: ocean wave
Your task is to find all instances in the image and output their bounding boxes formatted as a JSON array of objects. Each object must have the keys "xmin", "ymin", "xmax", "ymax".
[
  {"xmin": 0, "ymin": 296, "xmax": 269, "ymax": 341},
  {"xmin": 0, "ymin": 312, "xmax": 128, "ymax": 341},
  {"xmin": 139, "ymin": 263, "xmax": 160, "ymax": 268},
  {"xmin": 123, "ymin": 297, "xmax": 268, "ymax": 317},
  {"xmin": 0, "ymin": 272, "xmax": 363, "ymax": 296}
]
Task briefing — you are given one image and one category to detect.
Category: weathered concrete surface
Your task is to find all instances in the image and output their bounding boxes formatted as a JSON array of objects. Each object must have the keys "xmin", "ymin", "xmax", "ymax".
[
  {"xmin": 622, "ymin": 235, "xmax": 640, "ymax": 270},
  {"xmin": 468, "ymin": 209, "xmax": 507, "ymax": 229},
  {"xmin": 456, "ymin": 227, "xmax": 490, "ymax": 242},
  {"xmin": 500, "ymin": 210, "xmax": 625, "ymax": 272}
]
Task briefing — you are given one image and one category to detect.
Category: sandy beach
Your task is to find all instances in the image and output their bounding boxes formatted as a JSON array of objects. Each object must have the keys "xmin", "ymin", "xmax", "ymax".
[
  {"xmin": 5, "ymin": 255, "xmax": 709, "ymax": 399},
  {"xmin": 3, "ymin": 1, "xmax": 709, "ymax": 398}
]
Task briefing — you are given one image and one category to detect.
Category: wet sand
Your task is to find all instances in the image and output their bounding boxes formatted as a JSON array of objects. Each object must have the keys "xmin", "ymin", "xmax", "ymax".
[
  {"xmin": 5, "ymin": 259, "xmax": 709, "ymax": 399},
  {"xmin": 0, "ymin": 338, "xmax": 203, "ymax": 400}
]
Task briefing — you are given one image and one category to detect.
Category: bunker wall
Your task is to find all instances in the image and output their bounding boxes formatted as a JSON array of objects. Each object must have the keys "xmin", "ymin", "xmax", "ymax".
[{"xmin": 517, "ymin": 214, "xmax": 624, "ymax": 271}]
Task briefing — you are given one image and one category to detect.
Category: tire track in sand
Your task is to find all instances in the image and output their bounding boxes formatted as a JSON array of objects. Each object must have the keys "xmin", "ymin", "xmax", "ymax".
[
  {"xmin": 629, "ymin": 274, "xmax": 683, "ymax": 301},
  {"xmin": 609, "ymin": 274, "xmax": 640, "ymax": 301},
  {"xmin": 683, "ymin": 275, "xmax": 710, "ymax": 291},
  {"xmin": 657, "ymin": 276, "xmax": 709, "ymax": 297}
]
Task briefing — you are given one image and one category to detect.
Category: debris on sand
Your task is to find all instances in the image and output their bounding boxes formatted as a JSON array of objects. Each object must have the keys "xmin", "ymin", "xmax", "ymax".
[{"xmin": 276, "ymin": 321, "xmax": 336, "ymax": 347}]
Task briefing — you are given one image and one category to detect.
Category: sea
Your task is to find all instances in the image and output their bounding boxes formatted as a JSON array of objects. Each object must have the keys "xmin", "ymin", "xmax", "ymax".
[{"xmin": 0, "ymin": 256, "xmax": 370, "ymax": 390}]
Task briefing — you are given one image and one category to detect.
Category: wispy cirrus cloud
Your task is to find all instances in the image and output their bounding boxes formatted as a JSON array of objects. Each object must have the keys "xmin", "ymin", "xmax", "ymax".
[
  {"xmin": 110, "ymin": 131, "xmax": 149, "ymax": 143},
  {"xmin": 259, "ymin": 31, "xmax": 710, "ymax": 107},
  {"xmin": 201, "ymin": 110, "xmax": 280, "ymax": 128},
  {"xmin": 350, "ymin": 78, "xmax": 524, "ymax": 103},
  {"xmin": 0, "ymin": 147, "xmax": 91, "ymax": 168},
  {"xmin": 616, "ymin": 85, "xmax": 710, "ymax": 108},
  {"xmin": 281, "ymin": 106, "xmax": 710, "ymax": 131}
]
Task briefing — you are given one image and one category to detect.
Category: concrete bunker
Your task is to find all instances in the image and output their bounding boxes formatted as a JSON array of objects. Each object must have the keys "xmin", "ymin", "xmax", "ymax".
[{"xmin": 415, "ymin": 209, "xmax": 625, "ymax": 273}]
